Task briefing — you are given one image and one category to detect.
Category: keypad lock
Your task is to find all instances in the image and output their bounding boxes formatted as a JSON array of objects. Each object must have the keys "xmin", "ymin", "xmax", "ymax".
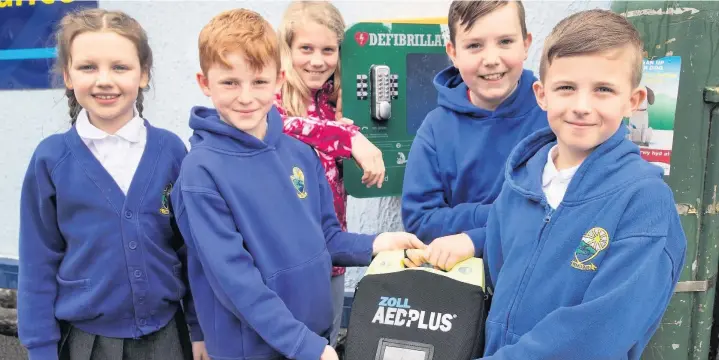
[
  {"xmin": 355, "ymin": 65, "xmax": 399, "ymax": 122},
  {"xmin": 369, "ymin": 65, "xmax": 398, "ymax": 121}
]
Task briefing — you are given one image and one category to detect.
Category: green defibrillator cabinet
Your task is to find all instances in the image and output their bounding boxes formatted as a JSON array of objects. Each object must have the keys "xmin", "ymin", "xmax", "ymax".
[
  {"xmin": 608, "ymin": 2, "xmax": 719, "ymax": 360},
  {"xmin": 340, "ymin": 19, "xmax": 450, "ymax": 198}
]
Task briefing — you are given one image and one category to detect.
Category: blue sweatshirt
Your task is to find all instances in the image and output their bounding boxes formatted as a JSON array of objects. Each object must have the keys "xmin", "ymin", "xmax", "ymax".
[
  {"xmin": 171, "ymin": 106, "xmax": 376, "ymax": 360},
  {"xmin": 480, "ymin": 126, "xmax": 686, "ymax": 360},
  {"xmin": 18, "ymin": 122, "xmax": 198, "ymax": 360},
  {"xmin": 401, "ymin": 66, "xmax": 547, "ymax": 248}
]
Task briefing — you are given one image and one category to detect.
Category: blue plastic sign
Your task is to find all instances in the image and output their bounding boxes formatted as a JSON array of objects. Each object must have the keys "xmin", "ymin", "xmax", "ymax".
[{"xmin": 0, "ymin": 0, "xmax": 98, "ymax": 90}]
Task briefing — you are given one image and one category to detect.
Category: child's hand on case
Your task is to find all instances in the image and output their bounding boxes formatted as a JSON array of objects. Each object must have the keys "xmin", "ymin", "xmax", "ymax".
[
  {"xmin": 192, "ymin": 341, "xmax": 210, "ymax": 360},
  {"xmin": 321, "ymin": 345, "xmax": 339, "ymax": 360},
  {"xmin": 372, "ymin": 232, "xmax": 425, "ymax": 255},
  {"xmin": 403, "ymin": 248, "xmax": 431, "ymax": 269},
  {"xmin": 423, "ymin": 233, "xmax": 475, "ymax": 271}
]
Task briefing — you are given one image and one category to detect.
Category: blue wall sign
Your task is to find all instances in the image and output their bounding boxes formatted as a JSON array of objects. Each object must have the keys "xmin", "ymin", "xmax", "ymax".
[{"xmin": 0, "ymin": 0, "xmax": 98, "ymax": 90}]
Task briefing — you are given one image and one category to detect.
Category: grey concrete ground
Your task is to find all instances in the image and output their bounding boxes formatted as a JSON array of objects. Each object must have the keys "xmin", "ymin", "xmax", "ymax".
[
  {"xmin": 0, "ymin": 334, "xmax": 26, "ymax": 360},
  {"xmin": 0, "ymin": 288, "xmax": 23, "ymax": 359}
]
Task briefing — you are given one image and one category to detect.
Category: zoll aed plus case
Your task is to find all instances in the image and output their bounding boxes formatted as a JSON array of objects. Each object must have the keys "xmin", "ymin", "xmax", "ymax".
[{"xmin": 344, "ymin": 251, "xmax": 486, "ymax": 360}]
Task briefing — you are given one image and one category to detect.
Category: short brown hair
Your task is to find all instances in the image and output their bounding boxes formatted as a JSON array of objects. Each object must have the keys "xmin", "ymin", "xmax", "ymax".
[
  {"xmin": 448, "ymin": 0, "xmax": 527, "ymax": 44},
  {"xmin": 54, "ymin": 9, "xmax": 152, "ymax": 123},
  {"xmin": 539, "ymin": 9, "xmax": 644, "ymax": 88},
  {"xmin": 198, "ymin": 9, "xmax": 280, "ymax": 75}
]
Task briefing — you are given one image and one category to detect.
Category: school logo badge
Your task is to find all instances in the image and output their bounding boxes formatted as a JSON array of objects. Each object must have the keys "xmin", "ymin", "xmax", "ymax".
[
  {"xmin": 160, "ymin": 183, "xmax": 173, "ymax": 215},
  {"xmin": 571, "ymin": 227, "xmax": 610, "ymax": 271},
  {"xmin": 290, "ymin": 167, "xmax": 307, "ymax": 199}
]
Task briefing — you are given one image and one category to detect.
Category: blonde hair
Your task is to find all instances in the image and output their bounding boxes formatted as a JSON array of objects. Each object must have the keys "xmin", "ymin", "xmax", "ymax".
[
  {"xmin": 539, "ymin": 9, "xmax": 644, "ymax": 88},
  {"xmin": 54, "ymin": 9, "xmax": 153, "ymax": 123},
  {"xmin": 278, "ymin": 1, "xmax": 345, "ymax": 117},
  {"xmin": 198, "ymin": 9, "xmax": 280, "ymax": 75}
]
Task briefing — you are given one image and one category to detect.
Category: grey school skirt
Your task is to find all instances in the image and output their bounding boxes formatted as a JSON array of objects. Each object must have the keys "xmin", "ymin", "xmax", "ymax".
[{"xmin": 58, "ymin": 312, "xmax": 193, "ymax": 360}]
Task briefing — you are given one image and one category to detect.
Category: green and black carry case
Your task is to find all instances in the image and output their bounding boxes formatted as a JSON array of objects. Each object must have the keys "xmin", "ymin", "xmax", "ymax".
[{"xmin": 344, "ymin": 251, "xmax": 486, "ymax": 360}]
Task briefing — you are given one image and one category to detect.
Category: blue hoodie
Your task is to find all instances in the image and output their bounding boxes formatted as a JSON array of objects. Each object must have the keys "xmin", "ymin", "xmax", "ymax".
[
  {"xmin": 401, "ymin": 66, "xmax": 547, "ymax": 248},
  {"xmin": 479, "ymin": 127, "xmax": 686, "ymax": 360},
  {"xmin": 171, "ymin": 106, "xmax": 376, "ymax": 360}
]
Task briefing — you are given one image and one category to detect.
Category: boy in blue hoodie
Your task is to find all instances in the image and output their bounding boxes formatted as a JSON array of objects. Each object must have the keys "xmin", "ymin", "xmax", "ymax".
[
  {"xmin": 171, "ymin": 9, "xmax": 425, "ymax": 360},
  {"xmin": 401, "ymin": 0, "xmax": 548, "ymax": 268},
  {"xmin": 409, "ymin": 9, "xmax": 687, "ymax": 359}
]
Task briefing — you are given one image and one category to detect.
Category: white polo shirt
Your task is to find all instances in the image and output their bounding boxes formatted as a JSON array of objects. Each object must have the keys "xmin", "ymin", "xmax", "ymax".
[
  {"xmin": 542, "ymin": 145, "xmax": 580, "ymax": 209},
  {"xmin": 75, "ymin": 108, "xmax": 147, "ymax": 195}
]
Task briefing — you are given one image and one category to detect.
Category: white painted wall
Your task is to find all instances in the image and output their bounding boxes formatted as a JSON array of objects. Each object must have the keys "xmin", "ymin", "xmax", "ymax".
[{"xmin": 0, "ymin": 0, "xmax": 611, "ymax": 288}]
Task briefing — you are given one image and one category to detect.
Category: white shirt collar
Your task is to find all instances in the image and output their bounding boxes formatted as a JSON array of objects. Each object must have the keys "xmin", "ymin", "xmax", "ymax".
[
  {"xmin": 75, "ymin": 108, "xmax": 145, "ymax": 143},
  {"xmin": 542, "ymin": 145, "xmax": 580, "ymax": 187}
]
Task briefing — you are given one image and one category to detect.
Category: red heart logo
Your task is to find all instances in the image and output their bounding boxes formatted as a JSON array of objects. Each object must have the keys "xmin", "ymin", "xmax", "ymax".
[{"xmin": 355, "ymin": 31, "xmax": 369, "ymax": 46}]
